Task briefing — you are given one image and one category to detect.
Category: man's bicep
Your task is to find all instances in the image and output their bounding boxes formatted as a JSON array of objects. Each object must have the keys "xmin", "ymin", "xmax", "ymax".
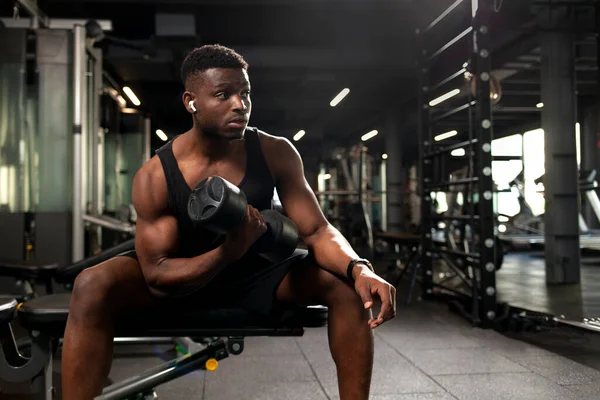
[
  {"xmin": 131, "ymin": 168, "xmax": 179, "ymax": 278},
  {"xmin": 135, "ymin": 214, "xmax": 179, "ymax": 276}
]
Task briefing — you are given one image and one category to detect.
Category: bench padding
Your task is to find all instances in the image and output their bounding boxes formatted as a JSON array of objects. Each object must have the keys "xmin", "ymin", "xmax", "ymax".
[
  {"xmin": 0, "ymin": 261, "xmax": 59, "ymax": 280},
  {"xmin": 17, "ymin": 294, "xmax": 327, "ymax": 338}
]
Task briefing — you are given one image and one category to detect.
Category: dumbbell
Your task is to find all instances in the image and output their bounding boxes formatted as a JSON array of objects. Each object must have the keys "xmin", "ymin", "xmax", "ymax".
[{"xmin": 187, "ymin": 176, "xmax": 299, "ymax": 261}]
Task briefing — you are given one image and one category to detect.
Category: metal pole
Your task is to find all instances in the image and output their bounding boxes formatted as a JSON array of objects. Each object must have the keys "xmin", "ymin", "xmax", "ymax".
[
  {"xmin": 473, "ymin": 0, "xmax": 497, "ymax": 327},
  {"xmin": 381, "ymin": 158, "xmax": 388, "ymax": 231},
  {"xmin": 417, "ymin": 27, "xmax": 434, "ymax": 297},
  {"xmin": 318, "ymin": 163, "xmax": 327, "ymax": 210},
  {"xmin": 143, "ymin": 116, "xmax": 151, "ymax": 163},
  {"xmin": 93, "ymin": 49, "xmax": 103, "ymax": 217},
  {"xmin": 359, "ymin": 147, "xmax": 374, "ymax": 257},
  {"xmin": 72, "ymin": 25, "xmax": 85, "ymax": 262}
]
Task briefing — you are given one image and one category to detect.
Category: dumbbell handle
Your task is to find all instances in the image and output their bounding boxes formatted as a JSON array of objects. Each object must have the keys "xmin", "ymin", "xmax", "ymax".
[{"xmin": 188, "ymin": 176, "xmax": 298, "ymax": 260}]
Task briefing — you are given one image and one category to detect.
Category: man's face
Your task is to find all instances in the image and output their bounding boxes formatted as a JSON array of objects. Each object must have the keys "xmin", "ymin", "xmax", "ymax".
[{"xmin": 187, "ymin": 68, "xmax": 252, "ymax": 140}]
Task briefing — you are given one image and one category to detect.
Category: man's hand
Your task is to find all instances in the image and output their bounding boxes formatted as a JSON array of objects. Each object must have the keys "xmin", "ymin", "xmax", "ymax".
[
  {"xmin": 223, "ymin": 206, "xmax": 267, "ymax": 260},
  {"xmin": 353, "ymin": 266, "xmax": 397, "ymax": 329}
]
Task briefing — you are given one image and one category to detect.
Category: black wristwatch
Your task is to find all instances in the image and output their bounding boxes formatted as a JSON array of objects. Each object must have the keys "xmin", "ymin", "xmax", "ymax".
[{"xmin": 347, "ymin": 258, "xmax": 374, "ymax": 284}]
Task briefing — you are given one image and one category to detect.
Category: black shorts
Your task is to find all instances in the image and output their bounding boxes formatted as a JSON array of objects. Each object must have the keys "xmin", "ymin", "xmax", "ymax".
[{"xmin": 118, "ymin": 249, "xmax": 308, "ymax": 319}]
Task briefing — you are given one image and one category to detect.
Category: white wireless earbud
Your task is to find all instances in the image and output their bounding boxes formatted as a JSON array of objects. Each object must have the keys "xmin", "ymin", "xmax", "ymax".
[{"xmin": 189, "ymin": 100, "xmax": 197, "ymax": 112}]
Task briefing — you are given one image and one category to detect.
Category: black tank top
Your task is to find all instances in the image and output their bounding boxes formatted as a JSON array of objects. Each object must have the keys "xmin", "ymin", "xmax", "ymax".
[{"xmin": 155, "ymin": 127, "xmax": 275, "ymax": 258}]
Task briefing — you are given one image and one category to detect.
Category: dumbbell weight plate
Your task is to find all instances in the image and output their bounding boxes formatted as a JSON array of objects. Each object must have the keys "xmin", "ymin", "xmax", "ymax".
[{"xmin": 188, "ymin": 176, "xmax": 248, "ymax": 234}]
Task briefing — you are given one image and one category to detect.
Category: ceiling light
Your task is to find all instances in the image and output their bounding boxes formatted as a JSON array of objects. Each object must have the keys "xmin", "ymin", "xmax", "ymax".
[
  {"xmin": 116, "ymin": 95, "xmax": 127, "ymax": 108},
  {"xmin": 293, "ymin": 130, "xmax": 306, "ymax": 141},
  {"xmin": 123, "ymin": 86, "xmax": 141, "ymax": 106},
  {"xmin": 451, "ymin": 148, "xmax": 466, "ymax": 157},
  {"xmin": 429, "ymin": 88, "xmax": 460, "ymax": 107},
  {"xmin": 382, "ymin": 153, "xmax": 388, "ymax": 160},
  {"xmin": 434, "ymin": 130, "xmax": 458, "ymax": 141},
  {"xmin": 361, "ymin": 130, "xmax": 378, "ymax": 141},
  {"xmin": 156, "ymin": 129, "xmax": 168, "ymax": 141},
  {"xmin": 536, "ymin": 102, "xmax": 544, "ymax": 108},
  {"xmin": 330, "ymin": 88, "xmax": 350, "ymax": 107}
]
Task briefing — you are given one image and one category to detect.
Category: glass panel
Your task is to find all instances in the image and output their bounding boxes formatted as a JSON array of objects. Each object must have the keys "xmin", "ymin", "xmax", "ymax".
[
  {"xmin": 104, "ymin": 133, "xmax": 143, "ymax": 212},
  {"xmin": 492, "ymin": 160, "xmax": 522, "ymax": 217},
  {"xmin": 36, "ymin": 62, "xmax": 73, "ymax": 212},
  {"xmin": 0, "ymin": 60, "xmax": 36, "ymax": 212},
  {"xmin": 492, "ymin": 134, "xmax": 523, "ymax": 157}
]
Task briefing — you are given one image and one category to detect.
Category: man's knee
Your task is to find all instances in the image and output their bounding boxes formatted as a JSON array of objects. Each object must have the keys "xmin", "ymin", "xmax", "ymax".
[
  {"xmin": 70, "ymin": 263, "xmax": 119, "ymax": 315},
  {"xmin": 311, "ymin": 265, "xmax": 359, "ymax": 306}
]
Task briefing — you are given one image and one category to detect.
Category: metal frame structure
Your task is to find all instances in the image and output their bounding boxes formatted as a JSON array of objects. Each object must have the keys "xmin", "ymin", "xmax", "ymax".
[{"xmin": 417, "ymin": 0, "xmax": 497, "ymax": 328}]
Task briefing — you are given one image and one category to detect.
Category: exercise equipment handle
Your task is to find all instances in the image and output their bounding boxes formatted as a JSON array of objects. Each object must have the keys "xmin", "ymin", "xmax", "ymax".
[{"xmin": 55, "ymin": 239, "xmax": 135, "ymax": 283}]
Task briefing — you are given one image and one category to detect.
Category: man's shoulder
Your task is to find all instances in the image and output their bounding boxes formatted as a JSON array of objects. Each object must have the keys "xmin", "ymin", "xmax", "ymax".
[
  {"xmin": 252, "ymin": 127, "xmax": 295, "ymax": 151},
  {"xmin": 137, "ymin": 155, "xmax": 165, "ymax": 183},
  {"xmin": 132, "ymin": 155, "xmax": 166, "ymax": 197},
  {"xmin": 251, "ymin": 127, "xmax": 302, "ymax": 178}
]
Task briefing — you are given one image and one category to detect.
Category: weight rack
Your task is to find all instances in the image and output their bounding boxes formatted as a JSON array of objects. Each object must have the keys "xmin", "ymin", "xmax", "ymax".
[{"xmin": 417, "ymin": 0, "xmax": 497, "ymax": 328}]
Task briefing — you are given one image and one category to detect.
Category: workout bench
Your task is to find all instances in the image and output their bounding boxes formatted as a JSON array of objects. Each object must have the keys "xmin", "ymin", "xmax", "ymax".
[{"xmin": 0, "ymin": 243, "xmax": 328, "ymax": 400}]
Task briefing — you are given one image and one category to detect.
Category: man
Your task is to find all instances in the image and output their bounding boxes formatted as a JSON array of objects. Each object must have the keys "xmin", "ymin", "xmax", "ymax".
[{"xmin": 61, "ymin": 44, "xmax": 396, "ymax": 400}]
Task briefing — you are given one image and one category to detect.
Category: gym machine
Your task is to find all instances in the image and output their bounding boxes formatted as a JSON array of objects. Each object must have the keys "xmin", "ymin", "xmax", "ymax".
[
  {"xmin": 499, "ymin": 169, "xmax": 600, "ymax": 250},
  {"xmin": 0, "ymin": 7, "xmax": 149, "ymax": 267},
  {"xmin": 315, "ymin": 145, "xmax": 392, "ymax": 259}
]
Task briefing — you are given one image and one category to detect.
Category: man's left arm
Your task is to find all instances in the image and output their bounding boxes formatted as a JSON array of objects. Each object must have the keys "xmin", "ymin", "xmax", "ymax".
[{"xmin": 270, "ymin": 138, "xmax": 396, "ymax": 328}]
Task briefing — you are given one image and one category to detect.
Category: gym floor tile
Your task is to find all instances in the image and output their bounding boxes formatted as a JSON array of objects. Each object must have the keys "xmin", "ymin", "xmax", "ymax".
[
  {"xmin": 241, "ymin": 336, "xmax": 302, "ymax": 356},
  {"xmin": 156, "ymin": 374, "xmax": 205, "ymax": 399},
  {"xmin": 434, "ymin": 372, "xmax": 580, "ymax": 400},
  {"xmin": 458, "ymin": 328, "xmax": 556, "ymax": 360},
  {"xmin": 375, "ymin": 327, "xmax": 481, "ymax": 350},
  {"xmin": 206, "ymin": 354, "xmax": 316, "ymax": 384},
  {"xmin": 203, "ymin": 380, "xmax": 328, "ymax": 400},
  {"xmin": 400, "ymin": 347, "xmax": 529, "ymax": 376},
  {"xmin": 362, "ymin": 393, "xmax": 456, "ymax": 400},
  {"xmin": 562, "ymin": 379, "xmax": 600, "ymax": 398},
  {"xmin": 314, "ymin": 340, "xmax": 444, "ymax": 398},
  {"xmin": 513, "ymin": 355, "xmax": 600, "ymax": 385}
]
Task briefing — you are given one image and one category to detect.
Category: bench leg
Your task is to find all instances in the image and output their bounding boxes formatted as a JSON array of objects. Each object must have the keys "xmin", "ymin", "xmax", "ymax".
[
  {"xmin": 27, "ymin": 336, "xmax": 54, "ymax": 400},
  {"xmin": 96, "ymin": 339, "xmax": 230, "ymax": 400}
]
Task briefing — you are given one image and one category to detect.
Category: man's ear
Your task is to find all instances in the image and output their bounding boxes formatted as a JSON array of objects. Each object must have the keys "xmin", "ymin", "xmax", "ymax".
[{"xmin": 182, "ymin": 91, "xmax": 196, "ymax": 113}]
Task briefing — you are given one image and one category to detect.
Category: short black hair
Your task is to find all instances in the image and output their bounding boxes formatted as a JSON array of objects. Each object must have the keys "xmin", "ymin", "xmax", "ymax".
[{"xmin": 180, "ymin": 44, "xmax": 248, "ymax": 87}]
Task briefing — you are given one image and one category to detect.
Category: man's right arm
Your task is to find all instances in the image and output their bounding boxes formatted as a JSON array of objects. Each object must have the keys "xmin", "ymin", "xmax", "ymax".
[{"xmin": 132, "ymin": 165, "xmax": 239, "ymax": 298}]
